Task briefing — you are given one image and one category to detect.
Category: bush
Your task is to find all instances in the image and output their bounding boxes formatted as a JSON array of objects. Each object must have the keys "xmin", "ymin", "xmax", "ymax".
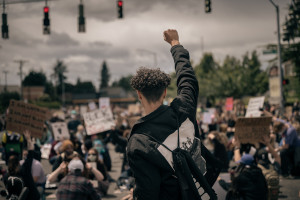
[
  {"xmin": 0, "ymin": 92, "xmax": 20, "ymax": 113},
  {"xmin": 34, "ymin": 101, "xmax": 61, "ymax": 109}
]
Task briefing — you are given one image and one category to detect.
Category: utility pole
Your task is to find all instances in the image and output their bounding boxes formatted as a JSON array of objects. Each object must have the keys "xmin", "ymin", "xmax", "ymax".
[
  {"xmin": 14, "ymin": 60, "xmax": 27, "ymax": 101},
  {"xmin": 3, "ymin": 70, "xmax": 8, "ymax": 91},
  {"xmin": 269, "ymin": 0, "xmax": 284, "ymax": 113},
  {"xmin": 137, "ymin": 49, "xmax": 157, "ymax": 67}
]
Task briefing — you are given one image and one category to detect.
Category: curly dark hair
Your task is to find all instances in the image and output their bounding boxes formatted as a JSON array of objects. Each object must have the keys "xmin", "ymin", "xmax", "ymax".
[{"xmin": 131, "ymin": 67, "xmax": 171, "ymax": 103}]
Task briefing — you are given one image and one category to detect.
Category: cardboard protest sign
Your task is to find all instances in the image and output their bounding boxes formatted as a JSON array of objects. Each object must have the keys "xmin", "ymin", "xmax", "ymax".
[
  {"xmin": 99, "ymin": 97, "xmax": 110, "ymax": 109},
  {"xmin": 245, "ymin": 96, "xmax": 265, "ymax": 117},
  {"xmin": 6, "ymin": 100, "xmax": 48, "ymax": 138},
  {"xmin": 51, "ymin": 122, "xmax": 70, "ymax": 141},
  {"xmin": 235, "ymin": 117, "xmax": 272, "ymax": 144},
  {"xmin": 226, "ymin": 97, "xmax": 234, "ymax": 111},
  {"xmin": 83, "ymin": 108, "xmax": 115, "ymax": 135}
]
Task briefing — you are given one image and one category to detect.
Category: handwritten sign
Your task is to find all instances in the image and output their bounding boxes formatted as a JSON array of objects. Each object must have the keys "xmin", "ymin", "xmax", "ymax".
[
  {"xmin": 99, "ymin": 97, "xmax": 110, "ymax": 109},
  {"xmin": 83, "ymin": 108, "xmax": 115, "ymax": 135},
  {"xmin": 6, "ymin": 100, "xmax": 48, "ymax": 138},
  {"xmin": 245, "ymin": 96, "xmax": 265, "ymax": 117},
  {"xmin": 235, "ymin": 117, "xmax": 272, "ymax": 144},
  {"xmin": 51, "ymin": 122, "xmax": 70, "ymax": 141}
]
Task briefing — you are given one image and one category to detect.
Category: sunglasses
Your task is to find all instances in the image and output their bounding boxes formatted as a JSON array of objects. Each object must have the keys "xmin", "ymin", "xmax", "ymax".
[{"xmin": 88, "ymin": 153, "xmax": 96, "ymax": 156}]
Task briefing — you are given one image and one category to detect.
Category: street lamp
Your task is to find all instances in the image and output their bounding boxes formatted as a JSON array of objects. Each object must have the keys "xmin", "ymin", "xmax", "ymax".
[
  {"xmin": 269, "ymin": 0, "xmax": 284, "ymax": 113},
  {"xmin": 137, "ymin": 49, "xmax": 157, "ymax": 67}
]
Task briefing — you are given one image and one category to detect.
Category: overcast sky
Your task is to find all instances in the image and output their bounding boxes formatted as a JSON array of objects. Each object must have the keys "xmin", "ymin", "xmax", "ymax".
[{"xmin": 0, "ymin": 0, "xmax": 291, "ymax": 90}]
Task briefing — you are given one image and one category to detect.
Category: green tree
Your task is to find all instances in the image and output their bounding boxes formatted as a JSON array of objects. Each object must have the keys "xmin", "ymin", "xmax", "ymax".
[
  {"xmin": 0, "ymin": 92, "xmax": 20, "ymax": 113},
  {"xmin": 100, "ymin": 61, "xmax": 110, "ymax": 90},
  {"xmin": 112, "ymin": 75, "xmax": 133, "ymax": 91},
  {"xmin": 23, "ymin": 70, "xmax": 47, "ymax": 86},
  {"xmin": 242, "ymin": 51, "xmax": 268, "ymax": 96},
  {"xmin": 73, "ymin": 78, "xmax": 96, "ymax": 93},
  {"xmin": 53, "ymin": 60, "xmax": 68, "ymax": 87},
  {"xmin": 194, "ymin": 53, "xmax": 218, "ymax": 102},
  {"xmin": 282, "ymin": 1, "xmax": 300, "ymax": 82}
]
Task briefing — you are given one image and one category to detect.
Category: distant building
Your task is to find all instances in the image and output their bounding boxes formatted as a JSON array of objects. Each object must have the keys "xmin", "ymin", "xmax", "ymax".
[
  {"xmin": 0, "ymin": 85, "xmax": 20, "ymax": 94},
  {"xmin": 72, "ymin": 87, "xmax": 136, "ymax": 106},
  {"xmin": 283, "ymin": 61, "xmax": 296, "ymax": 77},
  {"xmin": 23, "ymin": 86, "xmax": 45, "ymax": 102}
]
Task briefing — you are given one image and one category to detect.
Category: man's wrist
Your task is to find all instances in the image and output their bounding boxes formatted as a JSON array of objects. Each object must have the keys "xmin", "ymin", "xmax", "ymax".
[{"xmin": 171, "ymin": 40, "xmax": 180, "ymax": 47}]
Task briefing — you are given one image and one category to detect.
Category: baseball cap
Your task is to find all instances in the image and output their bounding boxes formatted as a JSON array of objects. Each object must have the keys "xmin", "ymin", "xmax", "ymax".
[
  {"xmin": 68, "ymin": 159, "xmax": 84, "ymax": 173},
  {"xmin": 237, "ymin": 154, "xmax": 254, "ymax": 165}
]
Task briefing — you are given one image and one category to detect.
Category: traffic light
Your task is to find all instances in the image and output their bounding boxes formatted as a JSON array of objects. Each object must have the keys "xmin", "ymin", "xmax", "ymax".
[
  {"xmin": 2, "ymin": 13, "xmax": 9, "ymax": 39},
  {"xmin": 78, "ymin": 4, "xmax": 85, "ymax": 32},
  {"xmin": 117, "ymin": 0, "xmax": 123, "ymax": 19},
  {"xmin": 282, "ymin": 79, "xmax": 290, "ymax": 85},
  {"xmin": 43, "ymin": 6, "xmax": 50, "ymax": 34},
  {"xmin": 205, "ymin": 0, "xmax": 211, "ymax": 13}
]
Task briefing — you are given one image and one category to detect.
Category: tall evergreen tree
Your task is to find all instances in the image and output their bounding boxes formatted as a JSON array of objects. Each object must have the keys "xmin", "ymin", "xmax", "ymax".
[{"xmin": 100, "ymin": 61, "xmax": 110, "ymax": 90}]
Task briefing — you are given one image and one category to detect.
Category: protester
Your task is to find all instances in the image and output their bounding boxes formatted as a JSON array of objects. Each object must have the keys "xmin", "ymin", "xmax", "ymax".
[
  {"xmin": 273, "ymin": 120, "xmax": 300, "ymax": 177},
  {"xmin": 56, "ymin": 157, "xmax": 101, "ymax": 200},
  {"xmin": 127, "ymin": 29, "xmax": 220, "ymax": 199},
  {"xmin": 20, "ymin": 149, "xmax": 46, "ymax": 199},
  {"xmin": 207, "ymin": 131, "xmax": 229, "ymax": 172},
  {"xmin": 223, "ymin": 154, "xmax": 268, "ymax": 200},
  {"xmin": 1, "ymin": 130, "xmax": 24, "ymax": 164},
  {"xmin": 86, "ymin": 148, "xmax": 110, "ymax": 197},
  {"xmin": 3, "ymin": 130, "xmax": 40, "ymax": 200},
  {"xmin": 52, "ymin": 140, "xmax": 78, "ymax": 171}
]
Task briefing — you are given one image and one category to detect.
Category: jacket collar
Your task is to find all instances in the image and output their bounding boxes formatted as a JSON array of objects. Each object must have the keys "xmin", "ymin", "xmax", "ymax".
[{"xmin": 128, "ymin": 105, "xmax": 168, "ymax": 139}]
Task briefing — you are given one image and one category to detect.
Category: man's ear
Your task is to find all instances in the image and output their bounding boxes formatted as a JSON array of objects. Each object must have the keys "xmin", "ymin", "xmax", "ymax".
[
  {"xmin": 137, "ymin": 90, "xmax": 142, "ymax": 101},
  {"xmin": 161, "ymin": 89, "xmax": 167, "ymax": 100}
]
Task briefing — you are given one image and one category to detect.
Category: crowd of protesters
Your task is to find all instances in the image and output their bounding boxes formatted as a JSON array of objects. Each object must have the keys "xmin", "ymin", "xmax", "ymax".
[{"xmin": 0, "ymin": 97, "xmax": 299, "ymax": 200}]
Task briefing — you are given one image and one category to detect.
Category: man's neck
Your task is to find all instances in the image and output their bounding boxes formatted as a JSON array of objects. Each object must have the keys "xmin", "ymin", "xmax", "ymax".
[{"xmin": 144, "ymin": 102, "xmax": 162, "ymax": 115}]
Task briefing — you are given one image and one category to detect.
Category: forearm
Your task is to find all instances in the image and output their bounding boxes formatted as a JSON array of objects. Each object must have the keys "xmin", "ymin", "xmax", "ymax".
[
  {"xmin": 267, "ymin": 144, "xmax": 281, "ymax": 165},
  {"xmin": 171, "ymin": 45, "xmax": 199, "ymax": 109},
  {"xmin": 91, "ymin": 168, "xmax": 104, "ymax": 181},
  {"xmin": 48, "ymin": 167, "xmax": 62, "ymax": 183},
  {"xmin": 233, "ymin": 148, "xmax": 241, "ymax": 162}
]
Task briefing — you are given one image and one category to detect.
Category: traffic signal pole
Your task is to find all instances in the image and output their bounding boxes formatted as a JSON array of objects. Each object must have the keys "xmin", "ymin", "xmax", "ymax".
[{"xmin": 269, "ymin": 0, "xmax": 284, "ymax": 114}]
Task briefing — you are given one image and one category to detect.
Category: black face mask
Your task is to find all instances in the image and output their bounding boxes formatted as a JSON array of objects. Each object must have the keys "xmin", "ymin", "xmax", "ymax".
[{"xmin": 65, "ymin": 150, "xmax": 73, "ymax": 157}]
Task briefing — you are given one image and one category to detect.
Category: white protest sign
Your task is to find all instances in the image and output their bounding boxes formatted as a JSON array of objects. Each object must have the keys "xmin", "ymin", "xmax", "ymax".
[
  {"xmin": 83, "ymin": 108, "xmax": 116, "ymax": 135},
  {"xmin": 203, "ymin": 112, "xmax": 212, "ymax": 124},
  {"xmin": 99, "ymin": 97, "xmax": 110, "ymax": 109},
  {"xmin": 41, "ymin": 144, "xmax": 52, "ymax": 159},
  {"xmin": 51, "ymin": 122, "xmax": 70, "ymax": 141},
  {"xmin": 245, "ymin": 96, "xmax": 265, "ymax": 117},
  {"xmin": 88, "ymin": 102, "xmax": 97, "ymax": 111}
]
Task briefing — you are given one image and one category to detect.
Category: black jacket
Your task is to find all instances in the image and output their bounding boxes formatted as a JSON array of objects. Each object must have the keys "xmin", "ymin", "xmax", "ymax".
[{"xmin": 127, "ymin": 45, "xmax": 213, "ymax": 200}]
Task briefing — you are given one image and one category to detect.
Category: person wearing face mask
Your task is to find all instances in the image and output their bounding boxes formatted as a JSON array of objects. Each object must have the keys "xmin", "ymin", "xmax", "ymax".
[
  {"xmin": 52, "ymin": 140, "xmax": 78, "ymax": 172},
  {"xmin": 86, "ymin": 148, "xmax": 110, "ymax": 197},
  {"xmin": 56, "ymin": 157, "xmax": 101, "ymax": 200},
  {"xmin": 93, "ymin": 139, "xmax": 112, "ymax": 171}
]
